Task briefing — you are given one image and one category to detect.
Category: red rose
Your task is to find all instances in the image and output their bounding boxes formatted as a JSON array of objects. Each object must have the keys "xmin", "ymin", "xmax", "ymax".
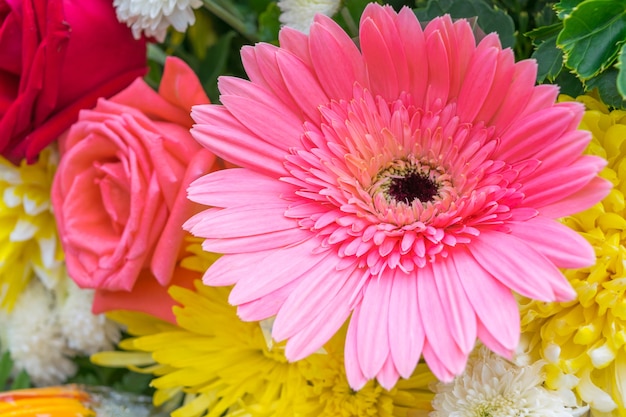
[{"xmin": 0, "ymin": 0, "xmax": 147, "ymax": 163}]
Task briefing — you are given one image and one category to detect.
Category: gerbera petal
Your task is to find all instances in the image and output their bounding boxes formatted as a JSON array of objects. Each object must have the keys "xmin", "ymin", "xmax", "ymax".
[
  {"xmin": 522, "ymin": 155, "xmax": 607, "ymax": 209},
  {"xmin": 275, "ymin": 49, "xmax": 329, "ymax": 124},
  {"xmin": 345, "ymin": 308, "xmax": 369, "ymax": 390},
  {"xmin": 201, "ymin": 251, "xmax": 271, "ymax": 286},
  {"xmin": 309, "ymin": 14, "xmax": 366, "ymax": 99},
  {"xmin": 432, "ymin": 257, "xmax": 477, "ymax": 354},
  {"xmin": 360, "ymin": 5, "xmax": 407, "ymax": 100},
  {"xmin": 191, "ymin": 106, "xmax": 287, "ymax": 177},
  {"xmin": 184, "ymin": 203, "xmax": 294, "ymax": 239},
  {"xmin": 422, "ymin": 340, "xmax": 456, "ymax": 382},
  {"xmin": 273, "ymin": 256, "xmax": 358, "ymax": 342},
  {"xmin": 282, "ymin": 264, "xmax": 362, "ymax": 360},
  {"xmin": 388, "ymin": 268, "xmax": 424, "ymax": 379},
  {"xmin": 452, "ymin": 248, "xmax": 519, "ymax": 352},
  {"xmin": 356, "ymin": 276, "xmax": 393, "ymax": 378},
  {"xmin": 240, "ymin": 44, "xmax": 302, "ymax": 114},
  {"xmin": 537, "ymin": 176, "xmax": 612, "ymax": 218},
  {"xmin": 508, "ymin": 216, "xmax": 595, "ymax": 268},
  {"xmin": 219, "ymin": 77, "xmax": 305, "ymax": 149},
  {"xmin": 228, "ymin": 238, "xmax": 324, "ymax": 305},
  {"xmin": 417, "ymin": 263, "xmax": 466, "ymax": 376},
  {"xmin": 187, "ymin": 168, "xmax": 296, "ymax": 208},
  {"xmin": 467, "ymin": 231, "xmax": 576, "ymax": 301}
]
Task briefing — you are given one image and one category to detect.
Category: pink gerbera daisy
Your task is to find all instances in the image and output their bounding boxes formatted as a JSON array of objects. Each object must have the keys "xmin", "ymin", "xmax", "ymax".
[{"xmin": 185, "ymin": 3, "xmax": 610, "ymax": 389}]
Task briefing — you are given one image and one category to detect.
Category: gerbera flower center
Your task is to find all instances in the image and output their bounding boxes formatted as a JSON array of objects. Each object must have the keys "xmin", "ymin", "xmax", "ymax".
[{"xmin": 370, "ymin": 158, "xmax": 449, "ymax": 207}]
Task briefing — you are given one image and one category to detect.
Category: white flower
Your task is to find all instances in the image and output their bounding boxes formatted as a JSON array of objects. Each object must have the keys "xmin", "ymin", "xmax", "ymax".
[
  {"xmin": 0, "ymin": 275, "xmax": 122, "ymax": 386},
  {"xmin": 277, "ymin": 0, "xmax": 341, "ymax": 33},
  {"xmin": 58, "ymin": 279, "xmax": 121, "ymax": 355},
  {"xmin": 1, "ymin": 280, "xmax": 75, "ymax": 386},
  {"xmin": 430, "ymin": 345, "xmax": 589, "ymax": 417},
  {"xmin": 114, "ymin": 0, "xmax": 203, "ymax": 42}
]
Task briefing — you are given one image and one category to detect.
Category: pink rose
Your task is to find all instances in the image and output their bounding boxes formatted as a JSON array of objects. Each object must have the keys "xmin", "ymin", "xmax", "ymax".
[
  {"xmin": 52, "ymin": 57, "xmax": 217, "ymax": 319},
  {"xmin": 0, "ymin": 0, "xmax": 147, "ymax": 163}
]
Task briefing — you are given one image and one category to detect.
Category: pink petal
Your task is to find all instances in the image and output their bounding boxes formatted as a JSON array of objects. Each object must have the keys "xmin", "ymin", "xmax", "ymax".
[
  {"xmin": 200, "ymin": 227, "xmax": 310, "ymax": 254},
  {"xmin": 228, "ymin": 238, "xmax": 325, "ymax": 305},
  {"xmin": 278, "ymin": 26, "xmax": 312, "ymax": 67},
  {"xmin": 309, "ymin": 14, "xmax": 366, "ymax": 99},
  {"xmin": 376, "ymin": 355, "xmax": 401, "ymax": 390},
  {"xmin": 219, "ymin": 77, "xmax": 305, "ymax": 149},
  {"xmin": 187, "ymin": 168, "xmax": 296, "ymax": 208},
  {"xmin": 489, "ymin": 59, "xmax": 537, "ymax": 133},
  {"xmin": 388, "ymin": 268, "xmax": 424, "ymax": 378},
  {"xmin": 240, "ymin": 44, "xmax": 301, "ymax": 113},
  {"xmin": 184, "ymin": 203, "xmax": 294, "ymax": 240},
  {"xmin": 345, "ymin": 308, "xmax": 369, "ymax": 390},
  {"xmin": 201, "ymin": 251, "xmax": 271, "ymax": 286},
  {"xmin": 452, "ymin": 247, "xmax": 519, "ymax": 353},
  {"xmin": 355, "ymin": 276, "xmax": 393, "ymax": 378},
  {"xmin": 467, "ymin": 231, "xmax": 576, "ymax": 301},
  {"xmin": 282, "ymin": 264, "xmax": 362, "ymax": 360},
  {"xmin": 432, "ymin": 258, "xmax": 477, "ymax": 354},
  {"xmin": 395, "ymin": 7, "xmax": 428, "ymax": 105},
  {"xmin": 456, "ymin": 44, "xmax": 499, "ymax": 123},
  {"xmin": 237, "ymin": 277, "xmax": 302, "ymax": 321},
  {"xmin": 536, "ymin": 176, "xmax": 612, "ymax": 218},
  {"xmin": 191, "ymin": 106, "xmax": 287, "ymax": 177},
  {"xmin": 276, "ymin": 49, "xmax": 329, "ymax": 124},
  {"xmin": 417, "ymin": 263, "xmax": 467, "ymax": 376},
  {"xmin": 522, "ymin": 156, "xmax": 607, "ymax": 209},
  {"xmin": 360, "ymin": 5, "xmax": 407, "ymax": 100},
  {"xmin": 273, "ymin": 255, "xmax": 358, "ymax": 341},
  {"xmin": 508, "ymin": 216, "xmax": 595, "ymax": 268},
  {"xmin": 422, "ymin": 340, "xmax": 457, "ymax": 382}
]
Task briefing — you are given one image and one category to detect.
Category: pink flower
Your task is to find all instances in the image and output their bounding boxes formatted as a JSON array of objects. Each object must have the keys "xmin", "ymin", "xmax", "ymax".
[
  {"xmin": 52, "ymin": 57, "xmax": 217, "ymax": 322},
  {"xmin": 185, "ymin": 4, "xmax": 610, "ymax": 389},
  {"xmin": 0, "ymin": 0, "xmax": 147, "ymax": 163}
]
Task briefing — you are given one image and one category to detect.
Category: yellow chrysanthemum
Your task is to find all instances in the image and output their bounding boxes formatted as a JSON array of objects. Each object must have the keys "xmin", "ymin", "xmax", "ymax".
[
  {"xmin": 295, "ymin": 326, "xmax": 436, "ymax": 417},
  {"xmin": 0, "ymin": 147, "xmax": 64, "ymax": 310},
  {"xmin": 519, "ymin": 95, "xmax": 626, "ymax": 417},
  {"xmin": 93, "ymin": 280, "xmax": 309, "ymax": 417}
]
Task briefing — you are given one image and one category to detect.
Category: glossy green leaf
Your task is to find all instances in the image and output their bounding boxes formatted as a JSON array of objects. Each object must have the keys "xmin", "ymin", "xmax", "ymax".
[
  {"xmin": 554, "ymin": 0, "xmax": 585, "ymax": 19},
  {"xmin": 557, "ymin": 0, "xmax": 626, "ymax": 79},
  {"xmin": 586, "ymin": 67, "xmax": 626, "ymax": 108},
  {"xmin": 532, "ymin": 35, "xmax": 564, "ymax": 82},
  {"xmin": 414, "ymin": 0, "xmax": 516, "ymax": 49},
  {"xmin": 617, "ymin": 43, "xmax": 626, "ymax": 100}
]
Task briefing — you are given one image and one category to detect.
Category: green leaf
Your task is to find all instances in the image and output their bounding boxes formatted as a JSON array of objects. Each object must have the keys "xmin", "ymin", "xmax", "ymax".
[
  {"xmin": 555, "ymin": 0, "xmax": 585, "ymax": 19},
  {"xmin": 554, "ymin": 70, "xmax": 585, "ymax": 97},
  {"xmin": 10, "ymin": 370, "xmax": 30, "ymax": 390},
  {"xmin": 257, "ymin": 2, "xmax": 281, "ymax": 43},
  {"xmin": 0, "ymin": 352, "xmax": 13, "ymax": 388},
  {"xmin": 414, "ymin": 0, "xmax": 516, "ymax": 49},
  {"xmin": 526, "ymin": 22, "xmax": 563, "ymax": 44},
  {"xmin": 532, "ymin": 35, "xmax": 564, "ymax": 82},
  {"xmin": 557, "ymin": 0, "xmax": 626, "ymax": 79},
  {"xmin": 617, "ymin": 43, "xmax": 626, "ymax": 100},
  {"xmin": 586, "ymin": 67, "xmax": 626, "ymax": 108}
]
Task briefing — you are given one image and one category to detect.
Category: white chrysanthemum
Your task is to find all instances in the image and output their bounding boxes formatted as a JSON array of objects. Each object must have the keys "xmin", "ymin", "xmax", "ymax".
[
  {"xmin": 277, "ymin": 0, "xmax": 341, "ymax": 33},
  {"xmin": 1, "ymin": 280, "xmax": 76, "ymax": 386},
  {"xmin": 58, "ymin": 279, "xmax": 121, "ymax": 355},
  {"xmin": 430, "ymin": 345, "xmax": 589, "ymax": 417},
  {"xmin": 114, "ymin": 0, "xmax": 203, "ymax": 42}
]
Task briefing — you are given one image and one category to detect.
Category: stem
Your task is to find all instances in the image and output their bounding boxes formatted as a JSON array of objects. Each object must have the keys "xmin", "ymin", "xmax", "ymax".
[
  {"xmin": 341, "ymin": 6, "xmax": 359, "ymax": 39},
  {"xmin": 202, "ymin": 0, "xmax": 259, "ymax": 43}
]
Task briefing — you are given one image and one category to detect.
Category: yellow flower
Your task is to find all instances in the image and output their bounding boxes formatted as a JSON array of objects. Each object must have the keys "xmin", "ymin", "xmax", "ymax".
[
  {"xmin": 519, "ymin": 95, "xmax": 626, "ymax": 416},
  {"xmin": 92, "ymin": 281, "xmax": 308, "ymax": 417},
  {"xmin": 93, "ymin": 237, "xmax": 436, "ymax": 416},
  {"xmin": 0, "ymin": 147, "xmax": 64, "ymax": 310},
  {"xmin": 295, "ymin": 325, "xmax": 436, "ymax": 417}
]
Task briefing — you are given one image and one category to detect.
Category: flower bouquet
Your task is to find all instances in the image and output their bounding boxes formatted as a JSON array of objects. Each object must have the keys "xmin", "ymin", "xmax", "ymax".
[{"xmin": 0, "ymin": 0, "xmax": 625, "ymax": 416}]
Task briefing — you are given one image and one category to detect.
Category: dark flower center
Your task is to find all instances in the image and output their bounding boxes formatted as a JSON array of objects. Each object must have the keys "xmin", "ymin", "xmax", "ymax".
[{"xmin": 388, "ymin": 172, "xmax": 439, "ymax": 204}]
